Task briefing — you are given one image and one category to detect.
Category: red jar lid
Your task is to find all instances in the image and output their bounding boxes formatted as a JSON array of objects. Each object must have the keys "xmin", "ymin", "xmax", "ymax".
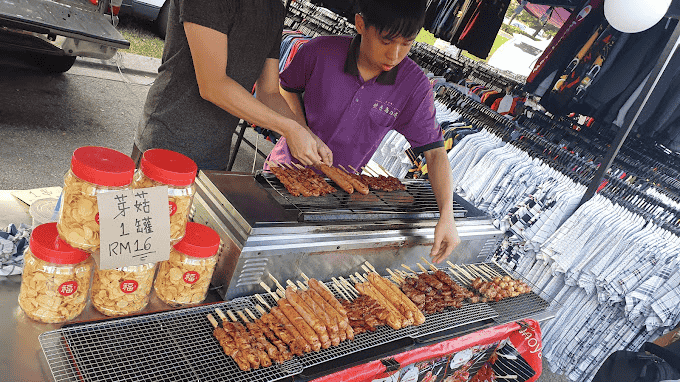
[
  {"xmin": 70, "ymin": 146, "xmax": 135, "ymax": 187},
  {"xmin": 173, "ymin": 222, "xmax": 220, "ymax": 258},
  {"xmin": 30, "ymin": 223, "xmax": 90, "ymax": 265},
  {"xmin": 140, "ymin": 149, "xmax": 197, "ymax": 187}
]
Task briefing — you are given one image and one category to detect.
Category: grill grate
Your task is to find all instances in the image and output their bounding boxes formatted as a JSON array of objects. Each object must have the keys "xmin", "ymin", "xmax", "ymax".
[
  {"xmin": 416, "ymin": 301, "xmax": 498, "ymax": 339},
  {"xmin": 257, "ymin": 172, "xmax": 467, "ymax": 221},
  {"xmin": 445, "ymin": 263, "xmax": 551, "ymax": 325},
  {"xmin": 39, "ymin": 298, "xmax": 302, "ymax": 382}
]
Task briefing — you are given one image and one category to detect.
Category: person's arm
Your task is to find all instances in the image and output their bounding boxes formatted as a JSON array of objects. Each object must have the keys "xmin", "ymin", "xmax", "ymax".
[
  {"xmin": 256, "ymin": 58, "xmax": 333, "ymax": 164},
  {"xmin": 184, "ymin": 22, "xmax": 322, "ymax": 166},
  {"xmin": 423, "ymin": 147, "xmax": 461, "ymax": 263}
]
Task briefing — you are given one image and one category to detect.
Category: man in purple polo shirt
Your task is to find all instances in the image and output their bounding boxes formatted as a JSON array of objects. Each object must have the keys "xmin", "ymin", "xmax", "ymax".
[{"xmin": 266, "ymin": 0, "xmax": 461, "ymax": 263}]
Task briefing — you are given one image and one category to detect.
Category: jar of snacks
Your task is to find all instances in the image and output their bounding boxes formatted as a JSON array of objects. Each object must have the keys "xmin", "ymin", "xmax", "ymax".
[
  {"xmin": 91, "ymin": 262, "xmax": 157, "ymax": 316},
  {"xmin": 131, "ymin": 149, "xmax": 197, "ymax": 245},
  {"xmin": 57, "ymin": 146, "xmax": 135, "ymax": 252},
  {"xmin": 18, "ymin": 223, "xmax": 93, "ymax": 323},
  {"xmin": 154, "ymin": 222, "xmax": 220, "ymax": 307}
]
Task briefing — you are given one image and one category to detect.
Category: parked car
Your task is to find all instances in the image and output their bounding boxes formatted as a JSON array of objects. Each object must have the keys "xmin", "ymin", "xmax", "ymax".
[
  {"xmin": 119, "ymin": 0, "xmax": 170, "ymax": 38},
  {"xmin": 487, "ymin": 34, "xmax": 550, "ymax": 77}
]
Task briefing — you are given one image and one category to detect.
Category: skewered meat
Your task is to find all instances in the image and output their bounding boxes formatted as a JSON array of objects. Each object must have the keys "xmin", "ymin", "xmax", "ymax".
[
  {"xmin": 276, "ymin": 299, "xmax": 322, "ymax": 352},
  {"xmin": 212, "ymin": 326, "xmax": 251, "ymax": 371},
  {"xmin": 354, "ymin": 174, "xmax": 406, "ymax": 192},
  {"xmin": 366, "ymin": 273, "xmax": 425, "ymax": 325},
  {"xmin": 317, "ymin": 164, "xmax": 354, "ymax": 194},
  {"xmin": 223, "ymin": 321, "xmax": 261, "ymax": 369},
  {"xmin": 298, "ymin": 289, "xmax": 339, "ymax": 346},
  {"xmin": 355, "ymin": 282, "xmax": 404, "ymax": 329},
  {"xmin": 286, "ymin": 287, "xmax": 332, "ymax": 349},
  {"xmin": 270, "ymin": 165, "xmax": 335, "ymax": 197},
  {"xmin": 260, "ymin": 312, "xmax": 306, "ymax": 356}
]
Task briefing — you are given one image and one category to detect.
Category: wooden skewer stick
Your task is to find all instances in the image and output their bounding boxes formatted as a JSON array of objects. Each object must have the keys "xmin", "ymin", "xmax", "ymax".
[
  {"xmin": 338, "ymin": 277, "xmax": 359, "ymax": 296},
  {"xmin": 332, "ymin": 283, "xmax": 351, "ymax": 301},
  {"xmin": 451, "ymin": 264, "xmax": 474, "ymax": 281},
  {"xmin": 483, "ymin": 263, "xmax": 504, "ymax": 277},
  {"xmin": 300, "ymin": 272, "xmax": 310, "ymax": 282},
  {"xmin": 362, "ymin": 166, "xmax": 379, "ymax": 177},
  {"xmin": 226, "ymin": 309, "xmax": 240, "ymax": 323},
  {"xmin": 401, "ymin": 264, "xmax": 416, "ymax": 274},
  {"xmin": 496, "ymin": 375, "xmax": 518, "ymax": 380},
  {"xmin": 296, "ymin": 280, "xmax": 308, "ymax": 291},
  {"xmin": 269, "ymin": 274, "xmax": 286, "ymax": 293},
  {"xmin": 421, "ymin": 256, "xmax": 439, "ymax": 271},
  {"xmin": 286, "ymin": 280, "xmax": 297, "ymax": 290},
  {"xmin": 348, "ymin": 165, "xmax": 360, "ymax": 174},
  {"xmin": 447, "ymin": 267, "xmax": 466, "ymax": 282},
  {"xmin": 260, "ymin": 282, "xmax": 280, "ymax": 302},
  {"xmin": 472, "ymin": 264, "xmax": 493, "ymax": 279},
  {"xmin": 255, "ymin": 305, "xmax": 269, "ymax": 315},
  {"xmin": 207, "ymin": 313, "xmax": 220, "ymax": 329},
  {"xmin": 416, "ymin": 263, "xmax": 429, "ymax": 273},
  {"xmin": 255, "ymin": 294, "xmax": 272, "ymax": 310},
  {"xmin": 245, "ymin": 308, "xmax": 258, "ymax": 321},
  {"xmin": 361, "ymin": 264, "xmax": 372, "ymax": 274},
  {"xmin": 293, "ymin": 163, "xmax": 305, "ymax": 170},
  {"xmin": 336, "ymin": 278, "xmax": 356, "ymax": 298},
  {"xmin": 386, "ymin": 268, "xmax": 404, "ymax": 283},
  {"xmin": 354, "ymin": 272, "xmax": 367, "ymax": 282},
  {"xmin": 338, "ymin": 164, "xmax": 350, "ymax": 173},
  {"xmin": 237, "ymin": 310, "xmax": 251, "ymax": 324},
  {"xmin": 348, "ymin": 274, "xmax": 358, "ymax": 284},
  {"xmin": 215, "ymin": 308, "xmax": 228, "ymax": 323},
  {"xmin": 397, "ymin": 270, "xmax": 410, "ymax": 279},
  {"xmin": 364, "ymin": 261, "xmax": 377, "ymax": 273},
  {"xmin": 375, "ymin": 163, "xmax": 392, "ymax": 177}
]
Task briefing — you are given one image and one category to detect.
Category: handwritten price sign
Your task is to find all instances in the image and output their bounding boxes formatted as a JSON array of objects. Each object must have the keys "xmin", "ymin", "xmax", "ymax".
[{"xmin": 97, "ymin": 187, "xmax": 171, "ymax": 270}]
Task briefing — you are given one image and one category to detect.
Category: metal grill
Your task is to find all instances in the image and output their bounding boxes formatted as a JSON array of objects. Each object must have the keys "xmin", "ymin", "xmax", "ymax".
[
  {"xmin": 257, "ymin": 173, "xmax": 467, "ymax": 221},
  {"xmin": 416, "ymin": 302, "xmax": 498, "ymax": 339},
  {"xmin": 39, "ymin": 298, "xmax": 302, "ymax": 382},
  {"xmin": 445, "ymin": 263, "xmax": 551, "ymax": 325}
]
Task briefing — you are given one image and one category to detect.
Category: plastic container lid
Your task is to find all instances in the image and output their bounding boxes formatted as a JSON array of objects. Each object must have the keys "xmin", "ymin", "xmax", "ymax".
[
  {"xmin": 29, "ymin": 198, "xmax": 58, "ymax": 228},
  {"xmin": 30, "ymin": 223, "xmax": 90, "ymax": 265},
  {"xmin": 140, "ymin": 149, "xmax": 197, "ymax": 187},
  {"xmin": 173, "ymin": 222, "xmax": 220, "ymax": 258},
  {"xmin": 70, "ymin": 146, "xmax": 135, "ymax": 187}
]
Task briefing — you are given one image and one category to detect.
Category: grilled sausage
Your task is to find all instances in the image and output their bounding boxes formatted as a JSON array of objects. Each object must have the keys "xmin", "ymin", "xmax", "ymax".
[
  {"xmin": 286, "ymin": 287, "xmax": 332, "ymax": 348},
  {"xmin": 318, "ymin": 164, "xmax": 354, "ymax": 194},
  {"xmin": 275, "ymin": 300, "xmax": 321, "ymax": 352}
]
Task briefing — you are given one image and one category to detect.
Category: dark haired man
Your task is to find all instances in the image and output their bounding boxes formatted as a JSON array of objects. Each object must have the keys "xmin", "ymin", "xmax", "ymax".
[
  {"xmin": 133, "ymin": 0, "xmax": 327, "ymax": 170},
  {"xmin": 267, "ymin": 0, "xmax": 461, "ymax": 262}
]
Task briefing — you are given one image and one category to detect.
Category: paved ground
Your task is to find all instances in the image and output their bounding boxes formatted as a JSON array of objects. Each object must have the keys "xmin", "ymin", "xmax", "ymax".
[{"xmin": 0, "ymin": 51, "xmax": 570, "ymax": 382}]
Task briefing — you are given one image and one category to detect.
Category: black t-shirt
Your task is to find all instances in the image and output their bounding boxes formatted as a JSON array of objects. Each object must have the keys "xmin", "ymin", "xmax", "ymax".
[{"xmin": 135, "ymin": 0, "xmax": 284, "ymax": 170}]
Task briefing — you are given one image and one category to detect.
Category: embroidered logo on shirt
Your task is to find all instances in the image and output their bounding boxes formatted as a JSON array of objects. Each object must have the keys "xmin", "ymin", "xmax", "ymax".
[{"xmin": 372, "ymin": 101, "xmax": 400, "ymax": 119}]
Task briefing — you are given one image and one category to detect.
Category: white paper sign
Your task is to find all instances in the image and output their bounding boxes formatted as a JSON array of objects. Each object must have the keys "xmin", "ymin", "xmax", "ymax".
[
  {"xmin": 97, "ymin": 186, "xmax": 171, "ymax": 270},
  {"xmin": 12, "ymin": 187, "xmax": 63, "ymax": 206}
]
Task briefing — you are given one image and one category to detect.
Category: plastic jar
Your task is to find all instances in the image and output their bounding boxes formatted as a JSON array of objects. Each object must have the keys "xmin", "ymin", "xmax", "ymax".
[
  {"xmin": 154, "ymin": 222, "xmax": 220, "ymax": 307},
  {"xmin": 57, "ymin": 146, "xmax": 135, "ymax": 252},
  {"xmin": 18, "ymin": 223, "xmax": 93, "ymax": 323},
  {"xmin": 91, "ymin": 262, "xmax": 157, "ymax": 316},
  {"xmin": 131, "ymin": 149, "xmax": 197, "ymax": 245}
]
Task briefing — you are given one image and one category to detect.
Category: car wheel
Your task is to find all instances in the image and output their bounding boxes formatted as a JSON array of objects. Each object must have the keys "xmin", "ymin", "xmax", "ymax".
[
  {"xmin": 31, "ymin": 54, "xmax": 77, "ymax": 74},
  {"xmin": 155, "ymin": 1, "xmax": 170, "ymax": 39}
]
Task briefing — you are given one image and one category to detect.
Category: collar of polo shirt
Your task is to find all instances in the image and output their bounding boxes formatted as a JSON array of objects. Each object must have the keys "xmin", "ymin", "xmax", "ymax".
[{"xmin": 343, "ymin": 35, "xmax": 399, "ymax": 85}]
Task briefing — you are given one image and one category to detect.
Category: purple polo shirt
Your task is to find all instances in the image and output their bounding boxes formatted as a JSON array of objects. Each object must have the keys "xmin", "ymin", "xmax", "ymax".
[{"xmin": 266, "ymin": 35, "xmax": 443, "ymax": 171}]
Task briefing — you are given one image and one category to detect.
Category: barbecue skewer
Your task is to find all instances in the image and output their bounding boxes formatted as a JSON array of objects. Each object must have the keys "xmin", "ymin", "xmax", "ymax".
[
  {"xmin": 348, "ymin": 165, "xmax": 360, "ymax": 174},
  {"xmin": 215, "ymin": 308, "xmax": 262, "ymax": 369},
  {"xmin": 416, "ymin": 263, "xmax": 429, "ymax": 273},
  {"xmin": 260, "ymin": 282, "xmax": 281, "ymax": 302},
  {"xmin": 386, "ymin": 268, "xmax": 404, "ymax": 283},
  {"xmin": 401, "ymin": 264, "xmax": 416, "ymax": 275},
  {"xmin": 421, "ymin": 256, "xmax": 439, "ymax": 271},
  {"xmin": 296, "ymin": 280, "xmax": 308, "ymax": 290},
  {"xmin": 361, "ymin": 264, "xmax": 372, "ymax": 274},
  {"xmin": 300, "ymin": 272, "xmax": 310, "ymax": 282},
  {"xmin": 364, "ymin": 261, "xmax": 378, "ymax": 273},
  {"xmin": 269, "ymin": 274, "xmax": 287, "ymax": 293},
  {"xmin": 332, "ymin": 283, "xmax": 351, "ymax": 301},
  {"xmin": 207, "ymin": 314, "xmax": 251, "ymax": 371},
  {"xmin": 362, "ymin": 166, "xmax": 379, "ymax": 177},
  {"xmin": 471, "ymin": 264, "xmax": 494, "ymax": 279},
  {"xmin": 286, "ymin": 280, "xmax": 298, "ymax": 290},
  {"xmin": 228, "ymin": 310, "xmax": 275, "ymax": 367},
  {"xmin": 338, "ymin": 277, "xmax": 359, "ymax": 296},
  {"xmin": 255, "ymin": 294, "xmax": 272, "ymax": 310},
  {"xmin": 355, "ymin": 272, "xmax": 367, "ymax": 282}
]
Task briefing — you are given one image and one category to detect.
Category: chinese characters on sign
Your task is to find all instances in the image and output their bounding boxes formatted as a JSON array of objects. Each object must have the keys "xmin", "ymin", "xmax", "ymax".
[{"xmin": 98, "ymin": 187, "xmax": 171, "ymax": 270}]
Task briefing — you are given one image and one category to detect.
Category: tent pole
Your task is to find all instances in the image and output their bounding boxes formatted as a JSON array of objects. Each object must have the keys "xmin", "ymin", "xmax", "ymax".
[{"xmin": 579, "ymin": 21, "xmax": 680, "ymax": 206}]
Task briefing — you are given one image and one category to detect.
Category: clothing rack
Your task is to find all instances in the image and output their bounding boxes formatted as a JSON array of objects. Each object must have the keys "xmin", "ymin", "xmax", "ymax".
[
  {"xmin": 439, "ymin": 88, "xmax": 680, "ymax": 233},
  {"xmin": 284, "ymin": 0, "xmax": 356, "ymax": 37}
]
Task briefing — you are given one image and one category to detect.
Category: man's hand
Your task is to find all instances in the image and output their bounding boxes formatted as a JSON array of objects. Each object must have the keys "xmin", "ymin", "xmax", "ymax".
[
  {"xmin": 312, "ymin": 134, "xmax": 333, "ymax": 165},
  {"xmin": 430, "ymin": 212, "xmax": 461, "ymax": 263},
  {"xmin": 285, "ymin": 124, "xmax": 323, "ymax": 166}
]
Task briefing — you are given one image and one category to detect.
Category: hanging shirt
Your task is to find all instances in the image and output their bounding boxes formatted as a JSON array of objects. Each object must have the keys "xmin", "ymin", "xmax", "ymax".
[{"xmin": 266, "ymin": 35, "xmax": 444, "ymax": 170}]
